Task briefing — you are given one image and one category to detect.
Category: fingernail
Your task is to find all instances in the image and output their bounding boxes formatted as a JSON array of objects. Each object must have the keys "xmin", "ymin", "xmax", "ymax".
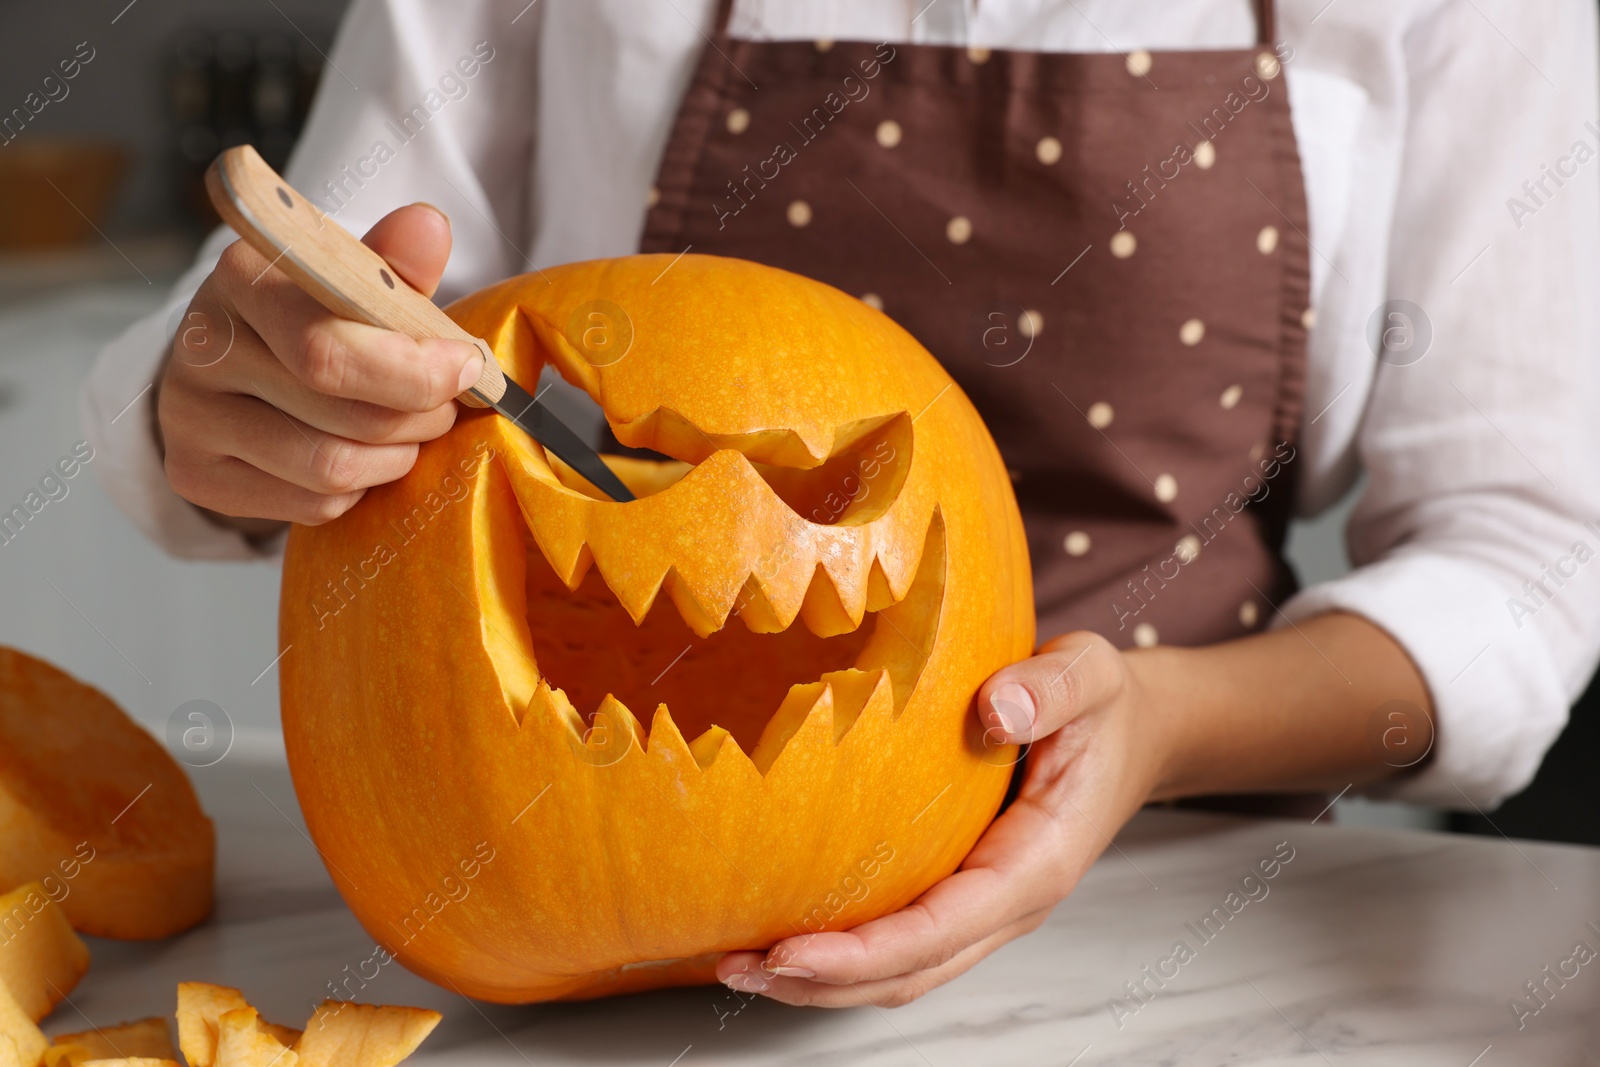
[
  {"xmin": 771, "ymin": 965, "xmax": 815, "ymax": 977},
  {"xmin": 457, "ymin": 350, "xmax": 485, "ymax": 392},
  {"xmin": 989, "ymin": 682, "xmax": 1035, "ymax": 741},
  {"xmin": 725, "ymin": 972, "xmax": 768, "ymax": 992},
  {"xmin": 415, "ymin": 201, "xmax": 451, "ymax": 226}
]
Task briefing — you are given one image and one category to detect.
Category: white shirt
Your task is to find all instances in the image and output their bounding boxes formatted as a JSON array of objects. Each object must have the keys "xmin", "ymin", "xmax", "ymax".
[{"xmin": 82, "ymin": 0, "xmax": 1600, "ymax": 807}]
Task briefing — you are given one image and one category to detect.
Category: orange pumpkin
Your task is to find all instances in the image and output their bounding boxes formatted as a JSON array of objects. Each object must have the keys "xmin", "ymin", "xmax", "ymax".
[{"xmin": 280, "ymin": 254, "xmax": 1033, "ymax": 1003}]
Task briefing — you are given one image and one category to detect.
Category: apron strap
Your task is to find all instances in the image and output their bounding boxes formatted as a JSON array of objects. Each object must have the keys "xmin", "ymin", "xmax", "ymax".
[
  {"xmin": 1253, "ymin": 0, "xmax": 1276, "ymax": 47},
  {"xmin": 715, "ymin": 0, "xmax": 736, "ymax": 36}
]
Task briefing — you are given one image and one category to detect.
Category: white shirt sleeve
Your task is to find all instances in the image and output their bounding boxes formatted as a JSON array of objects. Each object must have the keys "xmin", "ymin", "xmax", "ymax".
[
  {"xmin": 1279, "ymin": 0, "xmax": 1600, "ymax": 807},
  {"xmin": 79, "ymin": 0, "xmax": 542, "ymax": 560}
]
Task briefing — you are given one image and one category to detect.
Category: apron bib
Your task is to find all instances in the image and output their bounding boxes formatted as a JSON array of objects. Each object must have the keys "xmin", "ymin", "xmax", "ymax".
[{"xmin": 641, "ymin": 0, "xmax": 1310, "ymax": 652}]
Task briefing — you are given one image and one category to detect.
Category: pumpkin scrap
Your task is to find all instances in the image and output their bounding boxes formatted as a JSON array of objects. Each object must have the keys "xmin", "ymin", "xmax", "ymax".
[
  {"xmin": 177, "ymin": 984, "xmax": 437, "ymax": 1067},
  {"xmin": 42, "ymin": 1018, "xmax": 175, "ymax": 1066},
  {"xmin": 294, "ymin": 1003, "xmax": 440, "ymax": 1067},
  {"xmin": 214, "ymin": 1009, "xmax": 295, "ymax": 1067},
  {"xmin": 175, "ymin": 985, "xmax": 288, "ymax": 1067},
  {"xmin": 281, "ymin": 254, "xmax": 1035, "ymax": 1001},
  {"xmin": 0, "ymin": 649, "xmax": 214, "ymax": 940},
  {"xmin": 0, "ymin": 883, "xmax": 89, "ymax": 1022},
  {"xmin": 0, "ymin": 982, "xmax": 44, "ymax": 1067},
  {"xmin": 77, "ymin": 1060, "xmax": 180, "ymax": 1067}
]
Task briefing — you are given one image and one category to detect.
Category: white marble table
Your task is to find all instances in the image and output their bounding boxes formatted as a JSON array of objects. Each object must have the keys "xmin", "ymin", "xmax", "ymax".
[{"xmin": 50, "ymin": 750, "xmax": 1600, "ymax": 1066}]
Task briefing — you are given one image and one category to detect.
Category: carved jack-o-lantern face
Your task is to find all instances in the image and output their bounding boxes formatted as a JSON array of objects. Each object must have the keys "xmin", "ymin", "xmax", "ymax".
[{"xmin": 280, "ymin": 255, "xmax": 1033, "ymax": 1003}]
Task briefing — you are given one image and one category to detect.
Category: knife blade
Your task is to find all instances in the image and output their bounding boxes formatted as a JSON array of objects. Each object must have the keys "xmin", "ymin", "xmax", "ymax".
[{"xmin": 203, "ymin": 144, "xmax": 635, "ymax": 503}]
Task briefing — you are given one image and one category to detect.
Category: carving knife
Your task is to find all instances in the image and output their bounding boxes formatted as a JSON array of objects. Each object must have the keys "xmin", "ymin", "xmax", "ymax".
[{"xmin": 204, "ymin": 144, "xmax": 635, "ymax": 503}]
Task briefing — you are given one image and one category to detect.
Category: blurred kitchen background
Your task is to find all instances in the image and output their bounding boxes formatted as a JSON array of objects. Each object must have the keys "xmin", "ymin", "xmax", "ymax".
[
  {"xmin": 0, "ymin": 0, "xmax": 1594, "ymax": 843},
  {"xmin": 0, "ymin": 0, "xmax": 347, "ymax": 763}
]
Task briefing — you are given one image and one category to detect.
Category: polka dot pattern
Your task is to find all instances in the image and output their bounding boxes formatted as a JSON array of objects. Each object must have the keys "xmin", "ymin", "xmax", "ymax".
[{"xmin": 635, "ymin": 23, "xmax": 1314, "ymax": 655}]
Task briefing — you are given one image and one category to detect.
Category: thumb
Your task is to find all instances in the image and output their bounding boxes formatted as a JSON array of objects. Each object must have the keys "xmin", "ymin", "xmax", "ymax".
[
  {"xmin": 361, "ymin": 202, "xmax": 454, "ymax": 299},
  {"xmin": 977, "ymin": 632, "xmax": 1121, "ymax": 744}
]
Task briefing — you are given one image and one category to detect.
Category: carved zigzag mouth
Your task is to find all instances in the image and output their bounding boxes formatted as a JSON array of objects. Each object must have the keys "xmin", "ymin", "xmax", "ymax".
[{"xmin": 504, "ymin": 413, "xmax": 944, "ymax": 775}]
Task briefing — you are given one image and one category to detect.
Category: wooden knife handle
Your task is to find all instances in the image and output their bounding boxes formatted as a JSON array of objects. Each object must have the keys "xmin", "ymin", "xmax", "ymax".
[{"xmin": 204, "ymin": 144, "xmax": 506, "ymax": 409}]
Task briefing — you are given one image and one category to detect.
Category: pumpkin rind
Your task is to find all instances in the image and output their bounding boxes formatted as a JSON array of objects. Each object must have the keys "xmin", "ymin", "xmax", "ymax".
[
  {"xmin": 280, "ymin": 254, "xmax": 1033, "ymax": 1002},
  {"xmin": 0, "ymin": 648, "xmax": 215, "ymax": 940}
]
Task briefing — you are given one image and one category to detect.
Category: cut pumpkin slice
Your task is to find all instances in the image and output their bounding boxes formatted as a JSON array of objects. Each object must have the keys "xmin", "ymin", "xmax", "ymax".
[
  {"xmin": 0, "ymin": 648, "xmax": 215, "ymax": 940},
  {"xmin": 176, "ymin": 984, "xmax": 439, "ymax": 1067},
  {"xmin": 214, "ymin": 1008, "xmax": 296, "ymax": 1067},
  {"xmin": 295, "ymin": 1002, "xmax": 441, "ymax": 1067},
  {"xmin": 176, "ymin": 985, "xmax": 300, "ymax": 1067},
  {"xmin": 0, "ymin": 982, "xmax": 45, "ymax": 1067},
  {"xmin": 44, "ymin": 1017, "xmax": 176, "ymax": 1065},
  {"xmin": 0, "ymin": 882, "xmax": 90, "ymax": 1021}
]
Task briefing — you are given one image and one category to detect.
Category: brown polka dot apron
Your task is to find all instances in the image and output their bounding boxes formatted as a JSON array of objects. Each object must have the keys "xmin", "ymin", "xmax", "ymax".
[{"xmin": 641, "ymin": 0, "xmax": 1309, "ymax": 652}]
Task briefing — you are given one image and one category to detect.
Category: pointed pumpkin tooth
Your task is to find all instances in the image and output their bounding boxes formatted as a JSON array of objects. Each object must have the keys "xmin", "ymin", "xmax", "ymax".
[
  {"xmin": 869, "ymin": 502, "xmax": 940, "ymax": 608},
  {"xmin": 732, "ymin": 576, "xmax": 785, "ymax": 634},
  {"xmin": 522, "ymin": 492, "xmax": 592, "ymax": 587},
  {"xmin": 589, "ymin": 552, "xmax": 670, "ymax": 626},
  {"xmin": 819, "ymin": 668, "xmax": 892, "ymax": 742},
  {"xmin": 864, "ymin": 555, "xmax": 901, "ymax": 613},
  {"xmin": 751, "ymin": 681, "xmax": 833, "ymax": 776},
  {"xmin": 526, "ymin": 680, "xmax": 583, "ymax": 736},
  {"xmin": 644, "ymin": 704, "xmax": 697, "ymax": 773},
  {"xmin": 833, "ymin": 665, "xmax": 900, "ymax": 755},
  {"xmin": 582, "ymin": 695, "xmax": 644, "ymax": 764},
  {"xmin": 663, "ymin": 566, "xmax": 740, "ymax": 638},
  {"xmin": 737, "ymin": 548, "xmax": 813, "ymax": 634},
  {"xmin": 561, "ymin": 543, "xmax": 594, "ymax": 591},
  {"xmin": 687, "ymin": 725, "xmax": 738, "ymax": 770},
  {"xmin": 799, "ymin": 562, "xmax": 866, "ymax": 637}
]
